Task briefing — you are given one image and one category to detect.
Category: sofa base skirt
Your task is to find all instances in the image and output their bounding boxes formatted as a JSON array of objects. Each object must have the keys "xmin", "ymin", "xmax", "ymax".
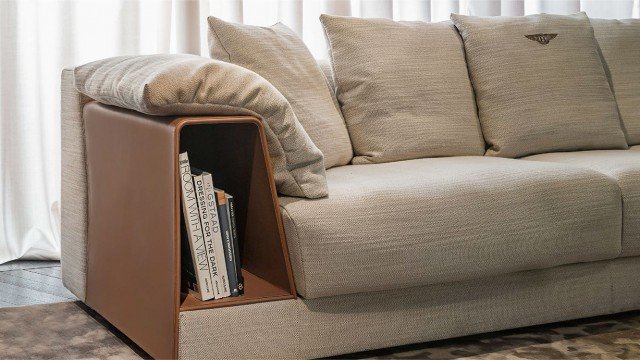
[{"xmin": 179, "ymin": 256, "xmax": 640, "ymax": 359}]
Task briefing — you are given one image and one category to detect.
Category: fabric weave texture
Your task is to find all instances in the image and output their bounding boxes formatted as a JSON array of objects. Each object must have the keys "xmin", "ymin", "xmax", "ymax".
[
  {"xmin": 321, "ymin": 15, "xmax": 486, "ymax": 164},
  {"xmin": 73, "ymin": 54, "xmax": 328, "ymax": 199},
  {"xmin": 592, "ymin": 18, "xmax": 640, "ymax": 145},
  {"xmin": 451, "ymin": 12, "xmax": 628, "ymax": 158},
  {"xmin": 525, "ymin": 150, "xmax": 640, "ymax": 258},
  {"xmin": 60, "ymin": 69, "xmax": 92, "ymax": 301},
  {"xmin": 179, "ymin": 257, "xmax": 640, "ymax": 359},
  {"xmin": 207, "ymin": 17, "xmax": 353, "ymax": 169},
  {"xmin": 280, "ymin": 156, "xmax": 621, "ymax": 299}
]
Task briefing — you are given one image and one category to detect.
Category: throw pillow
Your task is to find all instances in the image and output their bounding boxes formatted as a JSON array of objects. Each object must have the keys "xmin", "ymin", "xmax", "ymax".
[
  {"xmin": 320, "ymin": 15, "xmax": 486, "ymax": 164},
  {"xmin": 592, "ymin": 18, "xmax": 640, "ymax": 145},
  {"xmin": 451, "ymin": 12, "xmax": 628, "ymax": 157},
  {"xmin": 74, "ymin": 54, "xmax": 328, "ymax": 199},
  {"xmin": 207, "ymin": 17, "xmax": 353, "ymax": 168}
]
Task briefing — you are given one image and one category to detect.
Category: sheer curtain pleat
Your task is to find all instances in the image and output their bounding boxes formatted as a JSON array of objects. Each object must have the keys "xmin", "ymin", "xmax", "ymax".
[
  {"xmin": 581, "ymin": 0, "xmax": 635, "ymax": 19},
  {"xmin": 525, "ymin": 0, "xmax": 579, "ymax": 14},
  {"xmin": 140, "ymin": 0, "xmax": 172, "ymax": 53},
  {"xmin": 432, "ymin": 0, "xmax": 460, "ymax": 21},
  {"xmin": 501, "ymin": 0, "xmax": 525, "ymax": 16},
  {"xmin": 360, "ymin": 0, "xmax": 394, "ymax": 18},
  {"xmin": 0, "ymin": 0, "xmax": 65, "ymax": 262},
  {"xmin": 212, "ymin": 0, "xmax": 244, "ymax": 22},
  {"xmin": 279, "ymin": 0, "xmax": 304, "ymax": 34},
  {"xmin": 174, "ymin": 0, "xmax": 201, "ymax": 54},
  {"xmin": 117, "ymin": 1, "xmax": 141, "ymax": 54},
  {"xmin": 468, "ymin": 0, "xmax": 502, "ymax": 15},
  {"xmin": 242, "ymin": 0, "xmax": 279, "ymax": 25},
  {"xmin": 393, "ymin": 0, "xmax": 431, "ymax": 21},
  {"xmin": 323, "ymin": 0, "xmax": 353, "ymax": 15},
  {"xmin": 0, "ymin": 0, "xmax": 638, "ymax": 264}
]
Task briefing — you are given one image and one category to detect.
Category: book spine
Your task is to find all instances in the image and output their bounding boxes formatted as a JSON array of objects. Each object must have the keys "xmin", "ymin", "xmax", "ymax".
[
  {"xmin": 180, "ymin": 217, "xmax": 198, "ymax": 295},
  {"xmin": 202, "ymin": 174, "xmax": 231, "ymax": 298},
  {"xmin": 215, "ymin": 190, "xmax": 240, "ymax": 297},
  {"xmin": 226, "ymin": 195, "xmax": 244, "ymax": 295},
  {"xmin": 193, "ymin": 174, "xmax": 224, "ymax": 299},
  {"xmin": 179, "ymin": 153, "xmax": 214, "ymax": 301}
]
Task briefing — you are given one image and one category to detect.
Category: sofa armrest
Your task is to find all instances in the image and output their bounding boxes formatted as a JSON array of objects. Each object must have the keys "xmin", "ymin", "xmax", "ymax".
[
  {"xmin": 61, "ymin": 54, "xmax": 328, "ymax": 307},
  {"xmin": 74, "ymin": 54, "xmax": 327, "ymax": 199},
  {"xmin": 61, "ymin": 68, "xmax": 93, "ymax": 301},
  {"xmin": 78, "ymin": 102, "xmax": 297, "ymax": 358}
]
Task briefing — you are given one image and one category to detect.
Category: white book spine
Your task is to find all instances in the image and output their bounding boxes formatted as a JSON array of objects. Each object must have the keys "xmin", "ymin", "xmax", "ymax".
[
  {"xmin": 202, "ymin": 174, "xmax": 231, "ymax": 297},
  {"xmin": 193, "ymin": 173, "xmax": 224, "ymax": 299},
  {"xmin": 179, "ymin": 153, "xmax": 214, "ymax": 301}
]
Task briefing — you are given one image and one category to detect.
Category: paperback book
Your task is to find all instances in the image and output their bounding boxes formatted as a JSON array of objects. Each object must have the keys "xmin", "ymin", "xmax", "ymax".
[
  {"xmin": 193, "ymin": 170, "xmax": 225, "ymax": 299},
  {"xmin": 227, "ymin": 195, "xmax": 244, "ymax": 294},
  {"xmin": 179, "ymin": 152, "xmax": 214, "ymax": 301},
  {"xmin": 216, "ymin": 190, "xmax": 242, "ymax": 297},
  {"xmin": 200, "ymin": 171, "xmax": 231, "ymax": 298}
]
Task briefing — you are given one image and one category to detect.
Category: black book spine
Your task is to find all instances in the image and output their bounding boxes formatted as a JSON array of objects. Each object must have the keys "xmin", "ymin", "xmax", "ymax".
[
  {"xmin": 216, "ymin": 192, "xmax": 240, "ymax": 296},
  {"xmin": 180, "ymin": 216, "xmax": 198, "ymax": 294},
  {"xmin": 227, "ymin": 196, "xmax": 244, "ymax": 295}
]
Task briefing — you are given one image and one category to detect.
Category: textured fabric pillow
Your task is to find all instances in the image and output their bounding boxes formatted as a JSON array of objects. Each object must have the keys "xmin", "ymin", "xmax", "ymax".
[
  {"xmin": 451, "ymin": 12, "xmax": 628, "ymax": 158},
  {"xmin": 74, "ymin": 54, "xmax": 327, "ymax": 199},
  {"xmin": 320, "ymin": 15, "xmax": 485, "ymax": 164},
  {"xmin": 207, "ymin": 17, "xmax": 352, "ymax": 169},
  {"xmin": 592, "ymin": 18, "xmax": 640, "ymax": 145}
]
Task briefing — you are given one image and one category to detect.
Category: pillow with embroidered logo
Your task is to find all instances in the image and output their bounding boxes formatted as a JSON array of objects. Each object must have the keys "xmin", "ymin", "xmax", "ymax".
[{"xmin": 451, "ymin": 12, "xmax": 628, "ymax": 157}]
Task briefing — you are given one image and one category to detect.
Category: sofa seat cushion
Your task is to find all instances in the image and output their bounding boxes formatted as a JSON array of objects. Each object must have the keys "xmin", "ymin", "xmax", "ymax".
[
  {"xmin": 631, "ymin": 145, "xmax": 640, "ymax": 151},
  {"xmin": 280, "ymin": 157, "xmax": 622, "ymax": 299},
  {"xmin": 525, "ymin": 150, "xmax": 640, "ymax": 257}
]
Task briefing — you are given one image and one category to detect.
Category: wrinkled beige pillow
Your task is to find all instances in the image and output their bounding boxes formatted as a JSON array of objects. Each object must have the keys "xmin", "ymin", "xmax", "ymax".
[
  {"xmin": 451, "ymin": 12, "xmax": 628, "ymax": 158},
  {"xmin": 207, "ymin": 17, "xmax": 353, "ymax": 169},
  {"xmin": 321, "ymin": 15, "xmax": 485, "ymax": 164},
  {"xmin": 74, "ymin": 54, "xmax": 328, "ymax": 199},
  {"xmin": 592, "ymin": 18, "xmax": 640, "ymax": 145}
]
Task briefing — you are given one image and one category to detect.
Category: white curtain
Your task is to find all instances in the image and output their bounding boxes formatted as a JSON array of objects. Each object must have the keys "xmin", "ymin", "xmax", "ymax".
[{"xmin": 0, "ymin": 0, "xmax": 638, "ymax": 264}]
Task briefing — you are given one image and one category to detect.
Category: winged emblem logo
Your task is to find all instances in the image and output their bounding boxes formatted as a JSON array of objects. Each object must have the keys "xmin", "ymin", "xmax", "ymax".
[{"xmin": 525, "ymin": 33, "xmax": 558, "ymax": 45}]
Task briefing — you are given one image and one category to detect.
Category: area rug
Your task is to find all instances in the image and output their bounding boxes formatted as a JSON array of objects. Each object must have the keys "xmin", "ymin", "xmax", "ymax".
[
  {"xmin": 1, "ymin": 301, "xmax": 639, "ymax": 359},
  {"xmin": 341, "ymin": 311, "xmax": 640, "ymax": 359},
  {"xmin": 0, "ymin": 302, "xmax": 148, "ymax": 359}
]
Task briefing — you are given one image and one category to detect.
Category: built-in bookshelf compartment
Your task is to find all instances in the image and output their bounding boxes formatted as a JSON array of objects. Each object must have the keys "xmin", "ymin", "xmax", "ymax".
[
  {"xmin": 178, "ymin": 121, "xmax": 296, "ymax": 311},
  {"xmin": 179, "ymin": 118, "xmax": 295, "ymax": 311},
  {"xmin": 83, "ymin": 103, "xmax": 296, "ymax": 359}
]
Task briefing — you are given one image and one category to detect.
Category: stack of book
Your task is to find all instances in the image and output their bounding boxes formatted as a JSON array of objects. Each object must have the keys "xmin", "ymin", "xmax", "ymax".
[{"xmin": 179, "ymin": 152, "xmax": 244, "ymax": 301}]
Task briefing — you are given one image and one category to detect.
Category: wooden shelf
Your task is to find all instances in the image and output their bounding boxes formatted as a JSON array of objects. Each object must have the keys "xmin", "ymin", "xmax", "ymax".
[{"xmin": 180, "ymin": 269, "xmax": 294, "ymax": 311}]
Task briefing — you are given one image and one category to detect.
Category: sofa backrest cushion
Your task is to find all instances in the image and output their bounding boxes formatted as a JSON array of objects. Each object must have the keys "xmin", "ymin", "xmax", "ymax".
[
  {"xmin": 207, "ymin": 17, "xmax": 353, "ymax": 169},
  {"xmin": 451, "ymin": 12, "xmax": 628, "ymax": 158},
  {"xmin": 592, "ymin": 18, "xmax": 640, "ymax": 146},
  {"xmin": 74, "ymin": 54, "xmax": 328, "ymax": 199},
  {"xmin": 320, "ymin": 15, "xmax": 485, "ymax": 164}
]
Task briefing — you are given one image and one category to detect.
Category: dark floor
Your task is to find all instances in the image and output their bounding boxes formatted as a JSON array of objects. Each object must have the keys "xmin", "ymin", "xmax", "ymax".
[{"xmin": 0, "ymin": 260, "xmax": 76, "ymax": 308}]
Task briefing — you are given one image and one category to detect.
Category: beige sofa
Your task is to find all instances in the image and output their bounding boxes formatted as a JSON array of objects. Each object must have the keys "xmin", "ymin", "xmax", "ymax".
[{"xmin": 61, "ymin": 13, "xmax": 640, "ymax": 359}]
